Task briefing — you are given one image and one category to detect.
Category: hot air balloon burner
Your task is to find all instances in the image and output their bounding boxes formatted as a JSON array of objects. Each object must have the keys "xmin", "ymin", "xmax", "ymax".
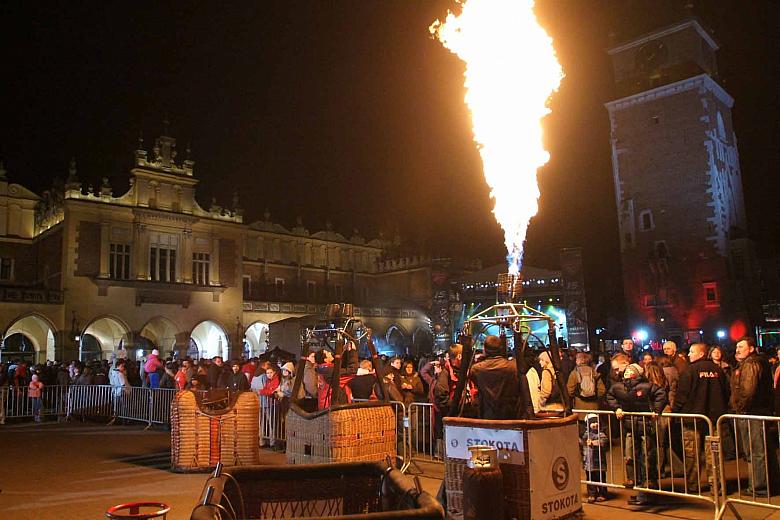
[{"xmin": 496, "ymin": 273, "xmax": 523, "ymax": 304}]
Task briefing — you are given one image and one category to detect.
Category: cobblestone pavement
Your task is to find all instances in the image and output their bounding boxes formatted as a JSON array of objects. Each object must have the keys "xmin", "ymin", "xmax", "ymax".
[{"xmin": 1, "ymin": 421, "xmax": 780, "ymax": 519}]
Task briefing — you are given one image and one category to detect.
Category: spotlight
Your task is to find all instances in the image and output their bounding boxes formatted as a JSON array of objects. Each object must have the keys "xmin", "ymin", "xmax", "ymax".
[
  {"xmin": 635, "ymin": 329, "xmax": 648, "ymax": 342},
  {"xmin": 716, "ymin": 330, "xmax": 726, "ymax": 339}
]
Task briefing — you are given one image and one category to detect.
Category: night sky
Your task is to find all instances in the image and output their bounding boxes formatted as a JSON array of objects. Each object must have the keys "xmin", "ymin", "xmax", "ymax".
[{"xmin": 1, "ymin": 1, "xmax": 778, "ymax": 329}]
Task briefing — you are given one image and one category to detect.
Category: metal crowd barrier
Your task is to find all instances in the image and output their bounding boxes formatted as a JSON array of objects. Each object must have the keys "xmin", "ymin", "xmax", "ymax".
[
  {"xmin": 149, "ymin": 388, "xmax": 177, "ymax": 425},
  {"xmin": 572, "ymin": 408, "xmax": 719, "ymax": 514},
  {"xmin": 716, "ymin": 413, "xmax": 780, "ymax": 520},
  {"xmin": 2, "ymin": 384, "xmax": 69, "ymax": 420},
  {"xmin": 259, "ymin": 395, "xmax": 287, "ymax": 447},
  {"xmin": 407, "ymin": 402, "xmax": 441, "ymax": 466},
  {"xmin": 67, "ymin": 384, "xmax": 113, "ymax": 420}
]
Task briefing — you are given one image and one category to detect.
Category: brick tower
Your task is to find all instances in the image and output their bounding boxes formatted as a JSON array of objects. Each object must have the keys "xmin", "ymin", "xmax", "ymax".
[{"xmin": 606, "ymin": 19, "xmax": 758, "ymax": 344}]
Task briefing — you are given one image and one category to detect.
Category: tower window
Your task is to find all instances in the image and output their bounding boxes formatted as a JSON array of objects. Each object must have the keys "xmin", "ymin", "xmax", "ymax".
[
  {"xmin": 655, "ymin": 241, "xmax": 669, "ymax": 259},
  {"xmin": 639, "ymin": 210, "xmax": 655, "ymax": 232},
  {"xmin": 652, "ymin": 115, "xmax": 660, "ymax": 125},
  {"xmin": 703, "ymin": 282, "xmax": 719, "ymax": 307}
]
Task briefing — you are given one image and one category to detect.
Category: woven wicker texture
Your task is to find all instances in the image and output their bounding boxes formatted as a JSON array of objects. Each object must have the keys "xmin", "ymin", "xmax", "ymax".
[
  {"xmin": 286, "ymin": 403, "xmax": 396, "ymax": 465},
  {"xmin": 190, "ymin": 462, "xmax": 445, "ymax": 519},
  {"xmin": 171, "ymin": 390, "xmax": 260, "ymax": 472}
]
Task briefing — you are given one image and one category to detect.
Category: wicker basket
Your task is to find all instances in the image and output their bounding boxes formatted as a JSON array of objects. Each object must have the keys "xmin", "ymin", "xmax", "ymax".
[
  {"xmin": 190, "ymin": 461, "xmax": 444, "ymax": 519},
  {"xmin": 286, "ymin": 401, "xmax": 396, "ymax": 465},
  {"xmin": 171, "ymin": 390, "xmax": 260, "ymax": 472},
  {"xmin": 444, "ymin": 414, "xmax": 581, "ymax": 520}
]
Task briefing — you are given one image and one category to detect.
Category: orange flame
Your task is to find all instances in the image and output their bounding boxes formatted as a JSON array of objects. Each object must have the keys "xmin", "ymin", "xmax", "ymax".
[{"xmin": 431, "ymin": 0, "xmax": 563, "ymax": 275}]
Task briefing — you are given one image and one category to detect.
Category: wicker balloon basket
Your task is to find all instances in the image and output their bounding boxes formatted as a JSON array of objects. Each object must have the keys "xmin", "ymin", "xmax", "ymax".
[
  {"xmin": 444, "ymin": 414, "xmax": 581, "ymax": 520},
  {"xmin": 170, "ymin": 390, "xmax": 260, "ymax": 472},
  {"xmin": 286, "ymin": 401, "xmax": 396, "ymax": 465}
]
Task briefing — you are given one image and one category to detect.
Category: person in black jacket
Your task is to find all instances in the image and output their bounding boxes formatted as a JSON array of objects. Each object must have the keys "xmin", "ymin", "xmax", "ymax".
[
  {"xmin": 673, "ymin": 343, "xmax": 728, "ymax": 493},
  {"xmin": 470, "ymin": 335, "xmax": 518, "ymax": 420},
  {"xmin": 207, "ymin": 356, "xmax": 229, "ymax": 389},
  {"xmin": 227, "ymin": 361, "xmax": 250, "ymax": 392},
  {"xmin": 606, "ymin": 363, "xmax": 668, "ymax": 506}
]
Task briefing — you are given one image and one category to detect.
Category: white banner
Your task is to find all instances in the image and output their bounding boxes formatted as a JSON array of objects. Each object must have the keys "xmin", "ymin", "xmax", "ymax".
[
  {"xmin": 444, "ymin": 425, "xmax": 525, "ymax": 465},
  {"xmin": 528, "ymin": 423, "xmax": 581, "ymax": 519}
]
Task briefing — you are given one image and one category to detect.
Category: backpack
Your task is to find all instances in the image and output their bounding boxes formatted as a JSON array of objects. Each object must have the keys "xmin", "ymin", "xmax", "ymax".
[{"xmin": 575, "ymin": 365, "xmax": 597, "ymax": 398}]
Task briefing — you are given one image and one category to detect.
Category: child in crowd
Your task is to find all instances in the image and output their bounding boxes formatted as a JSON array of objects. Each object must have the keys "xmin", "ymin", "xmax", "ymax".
[
  {"xmin": 582, "ymin": 413, "xmax": 609, "ymax": 503},
  {"xmin": 28, "ymin": 373, "xmax": 44, "ymax": 422}
]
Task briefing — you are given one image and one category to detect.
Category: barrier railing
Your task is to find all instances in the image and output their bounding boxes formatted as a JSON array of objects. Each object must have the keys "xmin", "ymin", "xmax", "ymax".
[
  {"xmin": 149, "ymin": 388, "xmax": 177, "ymax": 425},
  {"xmin": 67, "ymin": 384, "xmax": 113, "ymax": 420},
  {"xmin": 113, "ymin": 386, "xmax": 153, "ymax": 427},
  {"xmin": 572, "ymin": 408, "xmax": 718, "ymax": 513},
  {"xmin": 259, "ymin": 395, "xmax": 287, "ymax": 447},
  {"xmin": 716, "ymin": 414, "xmax": 780, "ymax": 520},
  {"xmin": 2, "ymin": 384, "xmax": 69, "ymax": 420},
  {"xmin": 407, "ymin": 402, "xmax": 442, "ymax": 466}
]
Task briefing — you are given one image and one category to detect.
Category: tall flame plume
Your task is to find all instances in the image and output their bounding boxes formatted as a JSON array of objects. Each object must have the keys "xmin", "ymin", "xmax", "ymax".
[{"xmin": 431, "ymin": 0, "xmax": 563, "ymax": 275}]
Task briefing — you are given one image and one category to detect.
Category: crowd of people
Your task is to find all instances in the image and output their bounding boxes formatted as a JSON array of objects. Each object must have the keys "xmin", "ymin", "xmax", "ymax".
[{"xmin": 2, "ymin": 334, "xmax": 780, "ymax": 507}]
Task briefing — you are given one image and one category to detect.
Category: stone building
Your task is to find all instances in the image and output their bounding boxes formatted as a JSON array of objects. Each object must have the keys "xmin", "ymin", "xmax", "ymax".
[
  {"xmin": 606, "ymin": 19, "xmax": 761, "ymax": 344},
  {"xmin": 0, "ymin": 130, "xmax": 435, "ymax": 363}
]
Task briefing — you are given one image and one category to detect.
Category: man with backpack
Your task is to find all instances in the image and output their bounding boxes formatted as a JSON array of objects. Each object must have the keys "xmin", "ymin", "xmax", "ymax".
[{"xmin": 567, "ymin": 352, "xmax": 606, "ymax": 429}]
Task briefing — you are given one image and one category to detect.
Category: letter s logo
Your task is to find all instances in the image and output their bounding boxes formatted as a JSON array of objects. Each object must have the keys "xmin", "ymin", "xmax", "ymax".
[{"xmin": 551, "ymin": 457, "xmax": 570, "ymax": 491}]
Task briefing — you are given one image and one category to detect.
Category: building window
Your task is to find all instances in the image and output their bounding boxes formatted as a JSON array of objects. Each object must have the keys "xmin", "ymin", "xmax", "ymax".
[
  {"xmin": 307, "ymin": 280, "xmax": 317, "ymax": 300},
  {"xmin": 703, "ymin": 282, "xmax": 719, "ymax": 307},
  {"xmin": 639, "ymin": 210, "xmax": 654, "ymax": 232},
  {"xmin": 275, "ymin": 277, "xmax": 286, "ymax": 298},
  {"xmin": 193, "ymin": 253, "xmax": 210, "ymax": 285},
  {"xmin": 109, "ymin": 244, "xmax": 131, "ymax": 280},
  {"xmin": 150, "ymin": 247, "xmax": 176, "ymax": 282},
  {"xmin": 242, "ymin": 275, "xmax": 251, "ymax": 296},
  {"xmin": 643, "ymin": 294, "xmax": 656, "ymax": 307},
  {"xmin": 655, "ymin": 241, "xmax": 669, "ymax": 259},
  {"xmin": 0, "ymin": 258, "xmax": 13, "ymax": 281},
  {"xmin": 334, "ymin": 284, "xmax": 343, "ymax": 300}
]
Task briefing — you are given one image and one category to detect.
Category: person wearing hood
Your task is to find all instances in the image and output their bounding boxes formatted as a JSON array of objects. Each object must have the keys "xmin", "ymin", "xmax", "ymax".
[
  {"xmin": 606, "ymin": 363, "xmax": 668, "ymax": 506},
  {"xmin": 227, "ymin": 361, "xmax": 250, "ymax": 392},
  {"xmin": 582, "ymin": 413, "xmax": 609, "ymax": 503},
  {"xmin": 538, "ymin": 351, "xmax": 562, "ymax": 411},
  {"xmin": 144, "ymin": 349, "xmax": 164, "ymax": 389},
  {"xmin": 470, "ymin": 335, "xmax": 518, "ymax": 420}
]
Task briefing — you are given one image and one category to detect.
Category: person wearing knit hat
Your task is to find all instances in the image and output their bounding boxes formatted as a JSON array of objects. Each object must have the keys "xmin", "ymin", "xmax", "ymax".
[
  {"xmin": 144, "ymin": 348, "xmax": 164, "ymax": 389},
  {"xmin": 606, "ymin": 357, "xmax": 668, "ymax": 506},
  {"xmin": 281, "ymin": 362, "xmax": 295, "ymax": 376},
  {"xmin": 623, "ymin": 363, "xmax": 644, "ymax": 380}
]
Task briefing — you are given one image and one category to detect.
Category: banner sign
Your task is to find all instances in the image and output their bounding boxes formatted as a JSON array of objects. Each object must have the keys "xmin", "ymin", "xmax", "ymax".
[
  {"xmin": 444, "ymin": 425, "xmax": 525, "ymax": 465},
  {"xmin": 528, "ymin": 423, "xmax": 581, "ymax": 519},
  {"xmin": 560, "ymin": 247, "xmax": 590, "ymax": 349}
]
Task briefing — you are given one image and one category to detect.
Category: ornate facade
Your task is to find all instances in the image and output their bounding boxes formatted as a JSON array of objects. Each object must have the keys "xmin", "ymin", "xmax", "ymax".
[{"xmin": 0, "ymin": 130, "xmax": 436, "ymax": 363}]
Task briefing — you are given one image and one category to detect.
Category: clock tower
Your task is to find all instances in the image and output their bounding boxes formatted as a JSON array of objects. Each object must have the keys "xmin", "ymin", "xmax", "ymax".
[{"xmin": 606, "ymin": 19, "xmax": 759, "ymax": 343}]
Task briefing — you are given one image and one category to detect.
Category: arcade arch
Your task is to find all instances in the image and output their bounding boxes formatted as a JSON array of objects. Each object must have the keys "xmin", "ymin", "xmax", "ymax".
[
  {"xmin": 2, "ymin": 313, "xmax": 57, "ymax": 362},
  {"xmin": 139, "ymin": 316, "xmax": 180, "ymax": 357},
  {"xmin": 244, "ymin": 321, "xmax": 269, "ymax": 358},
  {"xmin": 190, "ymin": 320, "xmax": 229, "ymax": 360},
  {"xmin": 386, "ymin": 324, "xmax": 407, "ymax": 355},
  {"xmin": 81, "ymin": 316, "xmax": 131, "ymax": 362}
]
